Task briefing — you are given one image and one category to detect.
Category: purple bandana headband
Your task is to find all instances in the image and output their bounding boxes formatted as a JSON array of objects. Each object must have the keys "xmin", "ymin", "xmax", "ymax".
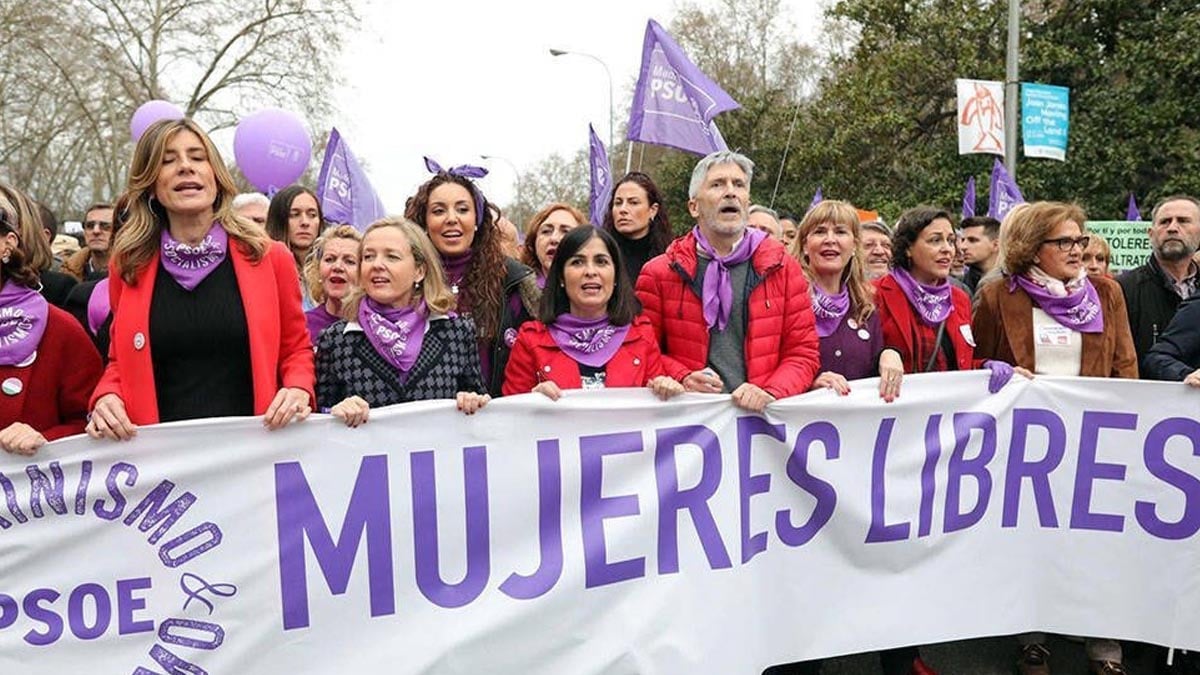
[
  {"xmin": 424, "ymin": 156, "xmax": 488, "ymax": 227},
  {"xmin": 160, "ymin": 223, "xmax": 228, "ymax": 291}
]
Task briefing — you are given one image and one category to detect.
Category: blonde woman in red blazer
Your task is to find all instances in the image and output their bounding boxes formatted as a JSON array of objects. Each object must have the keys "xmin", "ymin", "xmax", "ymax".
[{"xmin": 86, "ymin": 119, "xmax": 314, "ymax": 439}]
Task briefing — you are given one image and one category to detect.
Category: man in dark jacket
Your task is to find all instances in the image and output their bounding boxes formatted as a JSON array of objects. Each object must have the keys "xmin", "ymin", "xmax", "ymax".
[{"xmin": 1117, "ymin": 195, "xmax": 1200, "ymax": 367}]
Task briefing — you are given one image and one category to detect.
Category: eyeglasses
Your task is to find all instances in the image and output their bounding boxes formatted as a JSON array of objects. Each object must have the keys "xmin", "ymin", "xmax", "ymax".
[
  {"xmin": 84, "ymin": 220, "xmax": 113, "ymax": 231},
  {"xmin": 1041, "ymin": 235, "xmax": 1090, "ymax": 252}
]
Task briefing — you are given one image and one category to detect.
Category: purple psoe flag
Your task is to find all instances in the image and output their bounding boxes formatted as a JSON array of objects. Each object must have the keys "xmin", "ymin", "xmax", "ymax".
[
  {"xmin": 588, "ymin": 125, "xmax": 612, "ymax": 227},
  {"xmin": 1126, "ymin": 193, "xmax": 1141, "ymax": 221},
  {"xmin": 962, "ymin": 176, "xmax": 977, "ymax": 218},
  {"xmin": 808, "ymin": 187, "xmax": 823, "ymax": 212},
  {"xmin": 316, "ymin": 127, "xmax": 387, "ymax": 232},
  {"xmin": 626, "ymin": 19, "xmax": 740, "ymax": 156},
  {"xmin": 987, "ymin": 159, "xmax": 1025, "ymax": 220}
]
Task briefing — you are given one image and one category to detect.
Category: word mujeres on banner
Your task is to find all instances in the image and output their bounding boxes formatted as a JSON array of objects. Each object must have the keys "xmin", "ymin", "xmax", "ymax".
[{"xmin": 3, "ymin": 376, "xmax": 1200, "ymax": 673}]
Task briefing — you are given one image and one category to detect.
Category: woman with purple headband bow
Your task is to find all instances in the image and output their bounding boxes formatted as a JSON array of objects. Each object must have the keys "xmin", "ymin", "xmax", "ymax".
[
  {"xmin": 86, "ymin": 118, "xmax": 314, "ymax": 440},
  {"xmin": 404, "ymin": 158, "xmax": 540, "ymax": 396},
  {"xmin": 973, "ymin": 202, "xmax": 1135, "ymax": 675},
  {"xmin": 0, "ymin": 182, "xmax": 102, "ymax": 455}
]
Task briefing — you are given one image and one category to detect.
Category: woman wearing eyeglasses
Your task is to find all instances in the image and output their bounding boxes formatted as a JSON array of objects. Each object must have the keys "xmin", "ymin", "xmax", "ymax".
[{"xmin": 972, "ymin": 201, "xmax": 1136, "ymax": 675}]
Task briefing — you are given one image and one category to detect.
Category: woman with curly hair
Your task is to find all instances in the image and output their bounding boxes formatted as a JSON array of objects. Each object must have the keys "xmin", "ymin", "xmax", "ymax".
[
  {"xmin": 602, "ymin": 171, "xmax": 673, "ymax": 283},
  {"xmin": 521, "ymin": 202, "xmax": 585, "ymax": 286},
  {"xmin": 404, "ymin": 158, "xmax": 539, "ymax": 395},
  {"xmin": 86, "ymin": 118, "xmax": 313, "ymax": 440}
]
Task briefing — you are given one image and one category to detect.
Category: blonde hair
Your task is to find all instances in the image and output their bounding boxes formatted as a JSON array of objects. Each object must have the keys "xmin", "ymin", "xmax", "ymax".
[
  {"xmin": 999, "ymin": 201, "xmax": 1088, "ymax": 277},
  {"xmin": 112, "ymin": 118, "xmax": 268, "ymax": 285},
  {"xmin": 0, "ymin": 182, "xmax": 54, "ymax": 272},
  {"xmin": 303, "ymin": 224, "xmax": 362, "ymax": 303},
  {"xmin": 792, "ymin": 199, "xmax": 875, "ymax": 324},
  {"xmin": 342, "ymin": 217, "xmax": 455, "ymax": 320}
]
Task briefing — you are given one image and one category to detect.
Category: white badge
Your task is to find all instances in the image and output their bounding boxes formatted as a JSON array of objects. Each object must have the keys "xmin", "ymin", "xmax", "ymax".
[
  {"xmin": 1, "ymin": 377, "xmax": 22, "ymax": 396},
  {"xmin": 134, "ymin": 332, "xmax": 146, "ymax": 350},
  {"xmin": 857, "ymin": 329, "xmax": 871, "ymax": 341},
  {"xmin": 959, "ymin": 324, "xmax": 976, "ymax": 347},
  {"xmin": 1036, "ymin": 323, "xmax": 1073, "ymax": 346}
]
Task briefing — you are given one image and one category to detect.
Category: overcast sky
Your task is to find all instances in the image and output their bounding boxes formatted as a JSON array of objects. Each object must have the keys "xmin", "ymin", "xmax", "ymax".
[{"xmin": 331, "ymin": 0, "xmax": 824, "ymax": 212}]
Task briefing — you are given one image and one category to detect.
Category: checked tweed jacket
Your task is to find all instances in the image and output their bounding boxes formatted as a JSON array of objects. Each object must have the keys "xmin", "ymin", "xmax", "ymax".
[{"xmin": 315, "ymin": 315, "xmax": 485, "ymax": 411}]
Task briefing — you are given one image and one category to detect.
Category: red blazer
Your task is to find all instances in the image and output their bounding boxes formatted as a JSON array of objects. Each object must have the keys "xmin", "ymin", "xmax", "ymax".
[
  {"xmin": 502, "ymin": 316, "xmax": 666, "ymax": 395},
  {"xmin": 91, "ymin": 240, "xmax": 315, "ymax": 425},
  {"xmin": 634, "ymin": 231, "xmax": 820, "ymax": 398},
  {"xmin": 874, "ymin": 272, "xmax": 982, "ymax": 372},
  {"xmin": 0, "ymin": 306, "xmax": 102, "ymax": 440}
]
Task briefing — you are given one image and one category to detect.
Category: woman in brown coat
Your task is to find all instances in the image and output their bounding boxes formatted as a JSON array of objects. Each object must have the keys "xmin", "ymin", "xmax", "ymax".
[{"xmin": 972, "ymin": 200, "xmax": 1135, "ymax": 675}]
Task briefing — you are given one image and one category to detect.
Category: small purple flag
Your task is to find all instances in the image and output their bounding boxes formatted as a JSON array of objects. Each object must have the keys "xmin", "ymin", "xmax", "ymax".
[
  {"xmin": 316, "ymin": 127, "xmax": 387, "ymax": 232},
  {"xmin": 1126, "ymin": 193, "xmax": 1141, "ymax": 221},
  {"xmin": 588, "ymin": 124, "xmax": 611, "ymax": 227},
  {"xmin": 626, "ymin": 19, "xmax": 740, "ymax": 156},
  {"xmin": 962, "ymin": 177, "xmax": 977, "ymax": 218},
  {"xmin": 808, "ymin": 187, "xmax": 823, "ymax": 213},
  {"xmin": 987, "ymin": 159, "xmax": 1025, "ymax": 220}
]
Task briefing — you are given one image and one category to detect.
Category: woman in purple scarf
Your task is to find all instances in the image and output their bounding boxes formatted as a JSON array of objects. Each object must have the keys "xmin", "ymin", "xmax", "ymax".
[
  {"xmin": 792, "ymin": 200, "xmax": 904, "ymax": 401},
  {"xmin": 302, "ymin": 225, "xmax": 361, "ymax": 344},
  {"xmin": 973, "ymin": 202, "xmax": 1135, "ymax": 675},
  {"xmin": 0, "ymin": 184, "xmax": 102, "ymax": 455},
  {"xmin": 315, "ymin": 218, "xmax": 490, "ymax": 426},
  {"xmin": 503, "ymin": 226, "xmax": 682, "ymax": 400}
]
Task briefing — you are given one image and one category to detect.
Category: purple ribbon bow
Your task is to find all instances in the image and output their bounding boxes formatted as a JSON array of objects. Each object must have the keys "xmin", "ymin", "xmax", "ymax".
[{"xmin": 423, "ymin": 156, "xmax": 489, "ymax": 227}]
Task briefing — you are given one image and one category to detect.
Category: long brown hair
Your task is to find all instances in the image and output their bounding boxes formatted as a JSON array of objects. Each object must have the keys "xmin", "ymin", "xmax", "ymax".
[
  {"xmin": 0, "ymin": 182, "xmax": 53, "ymax": 273},
  {"xmin": 0, "ymin": 184, "xmax": 42, "ymax": 289},
  {"xmin": 111, "ymin": 118, "xmax": 268, "ymax": 285},
  {"xmin": 793, "ymin": 200, "xmax": 875, "ymax": 325},
  {"xmin": 404, "ymin": 173, "xmax": 508, "ymax": 340}
]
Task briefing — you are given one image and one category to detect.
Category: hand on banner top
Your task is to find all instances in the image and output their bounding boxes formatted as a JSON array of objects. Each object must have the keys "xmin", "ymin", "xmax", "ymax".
[
  {"xmin": 234, "ymin": 109, "xmax": 312, "ymax": 194},
  {"xmin": 130, "ymin": 100, "xmax": 185, "ymax": 142}
]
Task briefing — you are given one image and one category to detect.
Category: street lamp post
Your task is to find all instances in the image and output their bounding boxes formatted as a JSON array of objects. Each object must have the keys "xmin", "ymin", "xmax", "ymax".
[
  {"xmin": 549, "ymin": 48, "xmax": 615, "ymax": 160},
  {"xmin": 480, "ymin": 154, "xmax": 522, "ymax": 213}
]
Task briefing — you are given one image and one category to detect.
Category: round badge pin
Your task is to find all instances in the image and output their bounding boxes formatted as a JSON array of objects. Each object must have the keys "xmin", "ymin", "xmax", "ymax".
[
  {"xmin": 2, "ymin": 377, "xmax": 22, "ymax": 396},
  {"xmin": 858, "ymin": 329, "xmax": 871, "ymax": 341},
  {"xmin": 134, "ymin": 332, "xmax": 146, "ymax": 350}
]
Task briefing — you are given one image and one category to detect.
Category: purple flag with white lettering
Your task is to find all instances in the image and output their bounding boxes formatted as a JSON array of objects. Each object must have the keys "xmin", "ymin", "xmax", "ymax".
[
  {"xmin": 1126, "ymin": 193, "xmax": 1141, "ymax": 221},
  {"xmin": 626, "ymin": 19, "xmax": 740, "ymax": 156},
  {"xmin": 588, "ymin": 124, "xmax": 611, "ymax": 227},
  {"xmin": 316, "ymin": 127, "xmax": 387, "ymax": 232},
  {"xmin": 962, "ymin": 177, "xmax": 976, "ymax": 218},
  {"xmin": 987, "ymin": 159, "xmax": 1025, "ymax": 220}
]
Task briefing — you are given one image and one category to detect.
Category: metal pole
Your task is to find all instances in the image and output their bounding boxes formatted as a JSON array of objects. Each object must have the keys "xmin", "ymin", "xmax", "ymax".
[
  {"xmin": 549, "ymin": 48, "xmax": 615, "ymax": 167},
  {"xmin": 480, "ymin": 154, "xmax": 521, "ymax": 210},
  {"xmin": 770, "ymin": 102, "xmax": 803, "ymax": 209},
  {"xmin": 1004, "ymin": 0, "xmax": 1020, "ymax": 177},
  {"xmin": 625, "ymin": 143, "xmax": 633, "ymax": 174}
]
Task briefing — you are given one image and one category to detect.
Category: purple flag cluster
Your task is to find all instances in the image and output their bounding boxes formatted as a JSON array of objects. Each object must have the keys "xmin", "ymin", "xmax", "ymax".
[
  {"xmin": 316, "ymin": 127, "xmax": 387, "ymax": 232},
  {"xmin": 962, "ymin": 177, "xmax": 976, "ymax": 219},
  {"xmin": 626, "ymin": 19, "xmax": 740, "ymax": 156},
  {"xmin": 588, "ymin": 125, "xmax": 611, "ymax": 227},
  {"xmin": 987, "ymin": 159, "xmax": 1025, "ymax": 220}
]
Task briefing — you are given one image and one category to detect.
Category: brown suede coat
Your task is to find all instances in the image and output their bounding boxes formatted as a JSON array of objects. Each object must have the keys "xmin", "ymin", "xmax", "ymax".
[{"xmin": 972, "ymin": 275, "xmax": 1138, "ymax": 379}]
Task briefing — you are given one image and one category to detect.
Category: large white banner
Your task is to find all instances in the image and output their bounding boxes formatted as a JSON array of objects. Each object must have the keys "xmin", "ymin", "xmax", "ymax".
[
  {"xmin": 2, "ymin": 374, "xmax": 1200, "ymax": 674},
  {"xmin": 957, "ymin": 78, "xmax": 1006, "ymax": 155}
]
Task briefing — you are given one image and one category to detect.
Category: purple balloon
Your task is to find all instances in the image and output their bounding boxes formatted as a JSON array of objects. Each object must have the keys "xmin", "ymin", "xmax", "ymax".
[
  {"xmin": 233, "ymin": 109, "xmax": 312, "ymax": 193},
  {"xmin": 130, "ymin": 100, "xmax": 185, "ymax": 142}
]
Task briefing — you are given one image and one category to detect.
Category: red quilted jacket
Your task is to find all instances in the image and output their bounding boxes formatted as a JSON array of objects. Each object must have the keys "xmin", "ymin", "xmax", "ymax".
[{"xmin": 634, "ymin": 231, "xmax": 820, "ymax": 399}]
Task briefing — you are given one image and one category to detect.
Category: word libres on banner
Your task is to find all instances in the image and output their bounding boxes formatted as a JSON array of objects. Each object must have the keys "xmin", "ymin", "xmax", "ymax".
[{"xmin": 3, "ymin": 374, "xmax": 1200, "ymax": 674}]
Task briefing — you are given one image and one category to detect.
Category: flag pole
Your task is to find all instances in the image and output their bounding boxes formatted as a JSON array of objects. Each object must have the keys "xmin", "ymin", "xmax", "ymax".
[
  {"xmin": 770, "ymin": 101, "xmax": 802, "ymax": 209},
  {"xmin": 1004, "ymin": 0, "xmax": 1020, "ymax": 177},
  {"xmin": 625, "ymin": 142, "xmax": 633, "ymax": 174}
]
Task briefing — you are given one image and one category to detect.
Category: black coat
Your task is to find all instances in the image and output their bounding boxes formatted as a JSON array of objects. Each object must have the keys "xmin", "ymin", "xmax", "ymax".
[
  {"xmin": 1142, "ymin": 294, "xmax": 1200, "ymax": 381},
  {"xmin": 1117, "ymin": 256, "xmax": 1194, "ymax": 369},
  {"xmin": 315, "ymin": 314, "xmax": 485, "ymax": 411}
]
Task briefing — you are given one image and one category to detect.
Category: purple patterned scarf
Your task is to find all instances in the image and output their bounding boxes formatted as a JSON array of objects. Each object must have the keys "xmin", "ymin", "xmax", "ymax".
[
  {"xmin": 1011, "ymin": 269, "xmax": 1104, "ymax": 333},
  {"xmin": 160, "ymin": 223, "xmax": 228, "ymax": 291},
  {"xmin": 359, "ymin": 297, "xmax": 429, "ymax": 377},
  {"xmin": 693, "ymin": 226, "xmax": 768, "ymax": 331},
  {"xmin": 810, "ymin": 283, "xmax": 851, "ymax": 338},
  {"xmin": 548, "ymin": 313, "xmax": 630, "ymax": 368},
  {"xmin": 0, "ymin": 281, "xmax": 48, "ymax": 366},
  {"xmin": 890, "ymin": 266, "xmax": 952, "ymax": 326}
]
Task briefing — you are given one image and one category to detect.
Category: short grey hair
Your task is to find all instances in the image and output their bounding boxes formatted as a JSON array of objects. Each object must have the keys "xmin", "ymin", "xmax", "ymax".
[
  {"xmin": 688, "ymin": 151, "xmax": 755, "ymax": 199},
  {"xmin": 861, "ymin": 220, "xmax": 891, "ymax": 237},
  {"xmin": 748, "ymin": 204, "xmax": 778, "ymax": 222},
  {"xmin": 232, "ymin": 192, "xmax": 270, "ymax": 210}
]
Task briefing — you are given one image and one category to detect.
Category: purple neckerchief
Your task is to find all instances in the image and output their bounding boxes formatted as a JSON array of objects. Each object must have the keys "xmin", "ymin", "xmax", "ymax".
[
  {"xmin": 359, "ymin": 297, "xmax": 429, "ymax": 378},
  {"xmin": 160, "ymin": 222, "xmax": 228, "ymax": 291},
  {"xmin": 535, "ymin": 272, "xmax": 547, "ymax": 290},
  {"xmin": 1010, "ymin": 272, "xmax": 1105, "ymax": 333},
  {"xmin": 87, "ymin": 278, "xmax": 111, "ymax": 336},
  {"xmin": 305, "ymin": 305, "xmax": 340, "ymax": 344},
  {"xmin": 890, "ymin": 267, "xmax": 952, "ymax": 326},
  {"xmin": 548, "ymin": 313, "xmax": 631, "ymax": 368},
  {"xmin": 0, "ymin": 281, "xmax": 48, "ymax": 366},
  {"xmin": 810, "ymin": 282, "xmax": 850, "ymax": 338},
  {"xmin": 424, "ymin": 156, "xmax": 488, "ymax": 227},
  {"xmin": 693, "ymin": 226, "xmax": 768, "ymax": 331}
]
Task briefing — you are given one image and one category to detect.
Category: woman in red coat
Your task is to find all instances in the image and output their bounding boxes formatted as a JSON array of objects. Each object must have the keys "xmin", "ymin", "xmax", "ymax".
[
  {"xmin": 0, "ymin": 184, "xmax": 102, "ymax": 454},
  {"xmin": 86, "ymin": 118, "xmax": 314, "ymax": 440},
  {"xmin": 503, "ymin": 226, "xmax": 682, "ymax": 400}
]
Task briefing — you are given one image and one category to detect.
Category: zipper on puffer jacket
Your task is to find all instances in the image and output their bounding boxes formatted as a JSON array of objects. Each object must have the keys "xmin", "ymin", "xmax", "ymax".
[{"xmin": 669, "ymin": 260, "xmax": 696, "ymax": 320}]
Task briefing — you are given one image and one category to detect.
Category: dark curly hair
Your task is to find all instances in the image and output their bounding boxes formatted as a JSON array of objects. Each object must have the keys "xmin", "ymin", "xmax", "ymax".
[
  {"xmin": 404, "ymin": 173, "xmax": 508, "ymax": 340},
  {"xmin": 891, "ymin": 206, "xmax": 955, "ymax": 271},
  {"xmin": 602, "ymin": 172, "xmax": 673, "ymax": 254}
]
